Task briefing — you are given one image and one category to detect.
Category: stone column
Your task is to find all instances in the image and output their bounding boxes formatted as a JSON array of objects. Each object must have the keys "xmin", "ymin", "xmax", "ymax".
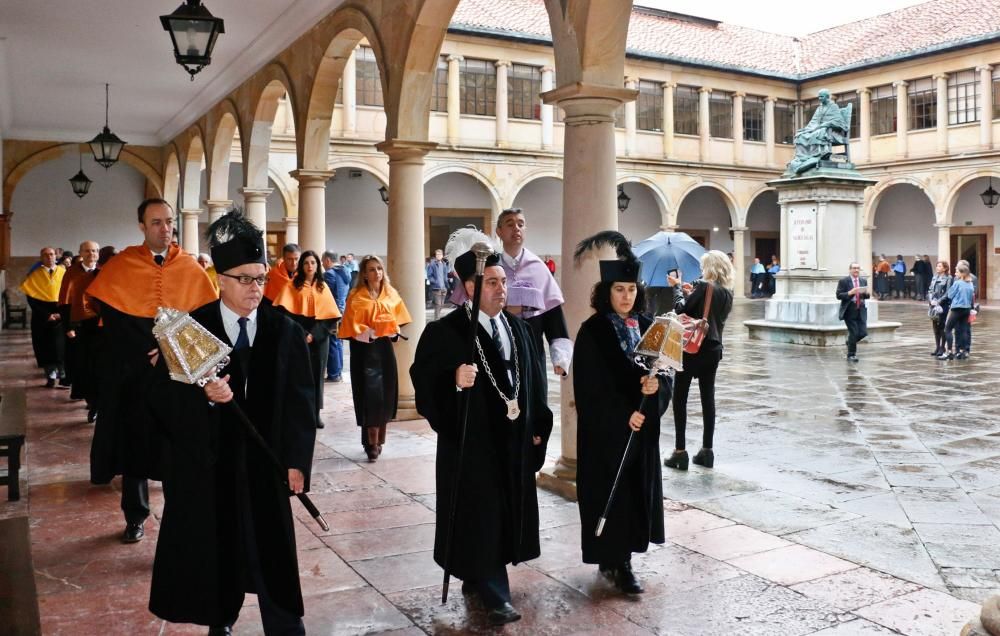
[
  {"xmin": 239, "ymin": 187, "xmax": 272, "ymax": 234},
  {"xmin": 857, "ymin": 88, "xmax": 871, "ymax": 163},
  {"xmin": 180, "ymin": 209, "xmax": 201, "ymax": 254},
  {"xmin": 343, "ymin": 50, "xmax": 357, "ymax": 137},
  {"xmin": 662, "ymin": 82, "xmax": 675, "ymax": 158},
  {"xmin": 624, "ymin": 77, "xmax": 638, "ymax": 157},
  {"xmin": 699, "ymin": 87, "xmax": 711, "ymax": 161},
  {"xmin": 979, "ymin": 65, "xmax": 993, "ymax": 149},
  {"xmin": 894, "ymin": 80, "xmax": 908, "ymax": 158},
  {"xmin": 936, "ymin": 223, "xmax": 952, "ymax": 264},
  {"xmin": 290, "ymin": 169, "xmax": 334, "ymax": 255},
  {"xmin": 935, "ymin": 74, "xmax": 949, "ymax": 154},
  {"xmin": 283, "ymin": 216, "xmax": 299, "ymax": 246},
  {"xmin": 204, "ymin": 199, "xmax": 232, "ymax": 223},
  {"xmin": 0, "ymin": 212, "xmax": 12, "ymax": 270},
  {"xmin": 765, "ymin": 97, "xmax": 776, "ymax": 167},
  {"xmin": 861, "ymin": 226, "xmax": 874, "ymax": 273},
  {"xmin": 732, "ymin": 226, "xmax": 747, "ymax": 296},
  {"xmin": 494, "ymin": 60, "xmax": 511, "ymax": 148},
  {"xmin": 794, "ymin": 101, "xmax": 804, "ymax": 130},
  {"xmin": 375, "ymin": 140, "xmax": 438, "ymax": 418},
  {"xmin": 541, "ymin": 67, "xmax": 554, "ymax": 149},
  {"xmin": 446, "ymin": 55, "xmax": 463, "ymax": 146},
  {"xmin": 733, "ymin": 92, "xmax": 745, "ymax": 165},
  {"xmin": 540, "ymin": 82, "xmax": 636, "ymax": 483}
]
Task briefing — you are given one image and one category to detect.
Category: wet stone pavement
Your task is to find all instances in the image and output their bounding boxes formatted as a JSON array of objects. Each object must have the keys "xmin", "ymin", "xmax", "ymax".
[{"xmin": 1, "ymin": 299, "xmax": 995, "ymax": 635}]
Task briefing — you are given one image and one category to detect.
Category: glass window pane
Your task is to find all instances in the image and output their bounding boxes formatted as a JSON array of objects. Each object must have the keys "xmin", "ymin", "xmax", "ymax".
[
  {"xmin": 674, "ymin": 85, "xmax": 699, "ymax": 135},
  {"xmin": 743, "ymin": 95, "xmax": 764, "ymax": 141},
  {"xmin": 710, "ymin": 91, "xmax": 732, "ymax": 138}
]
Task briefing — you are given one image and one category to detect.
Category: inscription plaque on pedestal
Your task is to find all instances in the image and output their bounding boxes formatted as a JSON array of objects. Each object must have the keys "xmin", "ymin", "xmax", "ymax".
[{"xmin": 788, "ymin": 207, "xmax": 817, "ymax": 270}]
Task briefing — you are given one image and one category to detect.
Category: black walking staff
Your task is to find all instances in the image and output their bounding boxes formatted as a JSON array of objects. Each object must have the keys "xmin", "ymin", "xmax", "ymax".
[
  {"xmin": 152, "ymin": 307, "xmax": 330, "ymax": 532},
  {"xmin": 440, "ymin": 241, "xmax": 494, "ymax": 604}
]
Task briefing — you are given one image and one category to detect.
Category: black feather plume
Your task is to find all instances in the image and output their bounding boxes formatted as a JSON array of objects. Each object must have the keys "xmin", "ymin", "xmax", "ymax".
[
  {"xmin": 574, "ymin": 230, "xmax": 636, "ymax": 264},
  {"xmin": 205, "ymin": 206, "xmax": 261, "ymax": 248}
]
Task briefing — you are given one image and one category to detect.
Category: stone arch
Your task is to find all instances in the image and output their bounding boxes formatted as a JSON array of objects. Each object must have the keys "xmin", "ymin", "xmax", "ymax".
[
  {"xmin": 743, "ymin": 186, "xmax": 776, "ymax": 225},
  {"xmin": 942, "ymin": 169, "xmax": 1000, "ymax": 226},
  {"xmin": 268, "ymin": 167, "xmax": 296, "ymax": 219},
  {"xmin": 674, "ymin": 181, "xmax": 739, "ymax": 228},
  {"xmin": 207, "ymin": 101, "xmax": 244, "ymax": 202},
  {"xmin": 300, "ymin": 8, "xmax": 385, "ymax": 170},
  {"xmin": 616, "ymin": 176, "xmax": 667, "ymax": 244},
  {"xmin": 864, "ymin": 176, "xmax": 933, "ymax": 227},
  {"xmin": 543, "ymin": 0, "xmax": 632, "ymax": 88},
  {"xmin": 178, "ymin": 128, "xmax": 207, "ymax": 210},
  {"xmin": 163, "ymin": 148, "xmax": 181, "ymax": 211},
  {"xmin": 324, "ymin": 163, "xmax": 391, "ymax": 256},
  {"xmin": 3, "ymin": 143, "xmax": 163, "ymax": 212},
  {"xmin": 509, "ymin": 174, "xmax": 564, "ymax": 257},
  {"xmin": 328, "ymin": 160, "xmax": 388, "ymax": 188},
  {"xmin": 246, "ymin": 65, "xmax": 298, "ymax": 189},
  {"xmin": 617, "ymin": 174, "xmax": 670, "ymax": 225},
  {"xmin": 423, "ymin": 164, "xmax": 503, "ymax": 214},
  {"xmin": 508, "ymin": 169, "xmax": 563, "ymax": 208}
]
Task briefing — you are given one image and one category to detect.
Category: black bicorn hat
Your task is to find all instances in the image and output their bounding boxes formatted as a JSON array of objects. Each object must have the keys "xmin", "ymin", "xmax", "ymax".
[
  {"xmin": 575, "ymin": 230, "xmax": 642, "ymax": 283},
  {"xmin": 205, "ymin": 208, "xmax": 267, "ymax": 273}
]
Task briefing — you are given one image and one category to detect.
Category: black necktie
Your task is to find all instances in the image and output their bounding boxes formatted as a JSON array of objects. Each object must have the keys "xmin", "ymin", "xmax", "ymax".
[
  {"xmin": 490, "ymin": 317, "xmax": 503, "ymax": 356},
  {"xmin": 154, "ymin": 254, "xmax": 165, "ymax": 266},
  {"xmin": 233, "ymin": 317, "xmax": 250, "ymax": 351}
]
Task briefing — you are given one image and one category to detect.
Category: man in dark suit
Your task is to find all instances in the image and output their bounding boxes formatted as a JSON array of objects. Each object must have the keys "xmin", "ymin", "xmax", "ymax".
[{"xmin": 836, "ymin": 262, "xmax": 870, "ymax": 361}]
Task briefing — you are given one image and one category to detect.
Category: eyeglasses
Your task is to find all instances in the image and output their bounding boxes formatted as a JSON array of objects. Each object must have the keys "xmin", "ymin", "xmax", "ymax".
[{"xmin": 219, "ymin": 273, "xmax": 267, "ymax": 286}]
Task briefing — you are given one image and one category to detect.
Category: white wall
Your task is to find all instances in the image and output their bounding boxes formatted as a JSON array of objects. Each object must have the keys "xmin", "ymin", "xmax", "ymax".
[
  {"xmin": 872, "ymin": 185, "xmax": 936, "ymax": 259},
  {"xmin": 510, "ymin": 177, "xmax": 562, "ymax": 256},
  {"xmin": 747, "ymin": 191, "xmax": 780, "ymax": 230},
  {"xmin": 325, "ymin": 169, "xmax": 388, "ymax": 256},
  {"xmin": 425, "ymin": 173, "xmax": 494, "ymax": 209},
  {"xmin": 953, "ymin": 177, "xmax": 1000, "ymax": 239},
  {"xmin": 11, "ymin": 151, "xmax": 147, "ymax": 256},
  {"xmin": 676, "ymin": 188, "xmax": 735, "ymax": 253},
  {"xmin": 619, "ymin": 183, "xmax": 662, "ymax": 246}
]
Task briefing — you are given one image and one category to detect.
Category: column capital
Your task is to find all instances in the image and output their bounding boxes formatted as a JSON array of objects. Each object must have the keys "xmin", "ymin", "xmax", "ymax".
[
  {"xmin": 540, "ymin": 82, "xmax": 637, "ymax": 120},
  {"xmin": 733, "ymin": 91, "xmax": 746, "ymax": 99},
  {"xmin": 495, "ymin": 59, "xmax": 512, "ymax": 69},
  {"xmin": 698, "ymin": 86, "xmax": 712, "ymax": 95},
  {"xmin": 892, "ymin": 80, "xmax": 908, "ymax": 89},
  {"xmin": 238, "ymin": 187, "xmax": 273, "ymax": 200},
  {"xmin": 661, "ymin": 81, "xmax": 677, "ymax": 90},
  {"xmin": 977, "ymin": 65, "xmax": 994, "ymax": 73},
  {"xmin": 934, "ymin": 223, "xmax": 953, "ymax": 229},
  {"xmin": 624, "ymin": 76, "xmax": 639, "ymax": 87},
  {"xmin": 204, "ymin": 199, "xmax": 233, "ymax": 209},
  {"xmin": 730, "ymin": 226, "xmax": 749, "ymax": 232},
  {"xmin": 933, "ymin": 73, "xmax": 949, "ymax": 81},
  {"xmin": 180, "ymin": 208, "xmax": 202, "ymax": 218},
  {"xmin": 376, "ymin": 139, "xmax": 438, "ymax": 161},
  {"xmin": 660, "ymin": 224, "xmax": 679, "ymax": 232},
  {"xmin": 282, "ymin": 216, "xmax": 299, "ymax": 225},
  {"xmin": 289, "ymin": 169, "xmax": 335, "ymax": 186},
  {"xmin": 446, "ymin": 54, "xmax": 464, "ymax": 64},
  {"xmin": 863, "ymin": 225, "xmax": 876, "ymax": 233},
  {"xmin": 856, "ymin": 87, "xmax": 871, "ymax": 96},
  {"xmin": 765, "ymin": 95, "xmax": 777, "ymax": 103}
]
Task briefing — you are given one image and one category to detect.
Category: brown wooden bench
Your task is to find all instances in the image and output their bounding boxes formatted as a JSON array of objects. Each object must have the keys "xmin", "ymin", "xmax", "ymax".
[
  {"xmin": 0, "ymin": 389, "xmax": 27, "ymax": 501},
  {"xmin": 0, "ymin": 517, "xmax": 42, "ymax": 635}
]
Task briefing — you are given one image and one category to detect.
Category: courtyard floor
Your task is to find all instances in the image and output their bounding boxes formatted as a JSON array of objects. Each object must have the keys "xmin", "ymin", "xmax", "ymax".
[{"xmin": 1, "ymin": 299, "xmax": 995, "ymax": 635}]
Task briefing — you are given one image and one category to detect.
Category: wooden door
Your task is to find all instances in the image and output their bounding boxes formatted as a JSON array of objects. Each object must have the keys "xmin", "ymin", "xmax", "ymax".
[{"xmin": 950, "ymin": 233, "xmax": 988, "ymax": 299}]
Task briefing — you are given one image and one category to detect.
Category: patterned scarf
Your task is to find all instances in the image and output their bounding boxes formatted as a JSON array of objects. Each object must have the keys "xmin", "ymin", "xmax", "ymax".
[{"xmin": 608, "ymin": 312, "xmax": 641, "ymax": 355}]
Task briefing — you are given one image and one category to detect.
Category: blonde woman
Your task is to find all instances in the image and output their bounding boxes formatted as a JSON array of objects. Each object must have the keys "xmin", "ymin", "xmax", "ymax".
[
  {"xmin": 337, "ymin": 255, "xmax": 412, "ymax": 460},
  {"xmin": 664, "ymin": 250, "xmax": 735, "ymax": 471}
]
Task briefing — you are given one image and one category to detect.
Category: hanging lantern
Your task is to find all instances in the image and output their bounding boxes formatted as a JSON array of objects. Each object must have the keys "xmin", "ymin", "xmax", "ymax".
[
  {"xmin": 89, "ymin": 84, "xmax": 126, "ymax": 169},
  {"xmin": 617, "ymin": 184, "xmax": 631, "ymax": 214},
  {"xmin": 69, "ymin": 150, "xmax": 93, "ymax": 198},
  {"xmin": 378, "ymin": 185, "xmax": 389, "ymax": 204},
  {"xmin": 161, "ymin": 0, "xmax": 226, "ymax": 80},
  {"xmin": 980, "ymin": 177, "xmax": 999, "ymax": 208}
]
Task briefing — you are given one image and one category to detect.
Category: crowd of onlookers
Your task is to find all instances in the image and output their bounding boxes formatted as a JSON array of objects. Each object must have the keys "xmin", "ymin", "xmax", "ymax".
[
  {"xmin": 872, "ymin": 253, "xmax": 937, "ymax": 300},
  {"xmin": 748, "ymin": 255, "xmax": 781, "ymax": 298}
]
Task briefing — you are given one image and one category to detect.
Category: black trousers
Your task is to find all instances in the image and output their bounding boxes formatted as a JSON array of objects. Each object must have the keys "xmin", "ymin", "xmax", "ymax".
[
  {"xmin": 672, "ymin": 349, "xmax": 722, "ymax": 450},
  {"xmin": 464, "ymin": 566, "xmax": 511, "ymax": 609},
  {"xmin": 120, "ymin": 475, "xmax": 149, "ymax": 525},
  {"xmin": 843, "ymin": 311, "xmax": 867, "ymax": 356}
]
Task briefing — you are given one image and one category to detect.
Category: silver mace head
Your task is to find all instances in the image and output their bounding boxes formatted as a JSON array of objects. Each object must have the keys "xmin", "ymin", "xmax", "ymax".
[{"xmin": 471, "ymin": 241, "xmax": 494, "ymax": 276}]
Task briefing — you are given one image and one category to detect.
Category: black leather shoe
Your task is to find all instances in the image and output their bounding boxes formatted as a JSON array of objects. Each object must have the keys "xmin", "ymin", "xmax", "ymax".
[
  {"xmin": 121, "ymin": 521, "xmax": 144, "ymax": 544},
  {"xmin": 487, "ymin": 602, "xmax": 521, "ymax": 626},
  {"xmin": 45, "ymin": 377, "xmax": 56, "ymax": 388},
  {"xmin": 207, "ymin": 627, "xmax": 232, "ymax": 636},
  {"xmin": 317, "ymin": 419, "xmax": 325, "ymax": 429},
  {"xmin": 664, "ymin": 450, "xmax": 688, "ymax": 471},
  {"xmin": 614, "ymin": 562, "xmax": 644, "ymax": 594},
  {"xmin": 87, "ymin": 407, "xmax": 98, "ymax": 423},
  {"xmin": 692, "ymin": 448, "xmax": 714, "ymax": 468},
  {"xmin": 847, "ymin": 354, "xmax": 858, "ymax": 362}
]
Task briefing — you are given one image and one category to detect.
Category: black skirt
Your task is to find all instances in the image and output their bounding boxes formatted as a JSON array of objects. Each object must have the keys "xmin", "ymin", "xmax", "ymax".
[{"xmin": 348, "ymin": 337, "xmax": 398, "ymax": 428}]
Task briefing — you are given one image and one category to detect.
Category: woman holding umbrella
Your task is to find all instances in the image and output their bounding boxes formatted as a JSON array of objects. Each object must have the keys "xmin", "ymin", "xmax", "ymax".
[
  {"xmin": 664, "ymin": 250, "xmax": 734, "ymax": 471},
  {"xmin": 573, "ymin": 231, "xmax": 670, "ymax": 595}
]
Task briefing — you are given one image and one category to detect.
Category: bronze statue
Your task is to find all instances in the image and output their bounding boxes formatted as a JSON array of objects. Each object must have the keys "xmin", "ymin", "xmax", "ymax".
[{"xmin": 786, "ymin": 89, "xmax": 852, "ymax": 175}]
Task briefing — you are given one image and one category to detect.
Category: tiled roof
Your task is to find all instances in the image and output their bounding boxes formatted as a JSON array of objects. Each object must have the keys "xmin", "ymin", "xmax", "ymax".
[{"xmin": 449, "ymin": 0, "xmax": 1000, "ymax": 79}]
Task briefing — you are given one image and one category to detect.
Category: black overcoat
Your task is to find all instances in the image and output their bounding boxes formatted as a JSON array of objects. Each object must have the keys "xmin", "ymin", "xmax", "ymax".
[
  {"xmin": 147, "ymin": 302, "xmax": 317, "ymax": 626},
  {"xmin": 574, "ymin": 313, "xmax": 669, "ymax": 565},
  {"xmin": 410, "ymin": 308, "xmax": 552, "ymax": 580}
]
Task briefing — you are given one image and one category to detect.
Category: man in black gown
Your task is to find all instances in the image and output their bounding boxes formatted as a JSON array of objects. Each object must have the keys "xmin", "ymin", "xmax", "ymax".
[
  {"xmin": 147, "ymin": 211, "xmax": 316, "ymax": 634},
  {"xmin": 411, "ymin": 249, "xmax": 552, "ymax": 626}
]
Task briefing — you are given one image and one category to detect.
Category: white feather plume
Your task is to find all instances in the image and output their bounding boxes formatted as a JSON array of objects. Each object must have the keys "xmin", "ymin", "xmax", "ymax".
[{"xmin": 443, "ymin": 226, "xmax": 497, "ymax": 275}]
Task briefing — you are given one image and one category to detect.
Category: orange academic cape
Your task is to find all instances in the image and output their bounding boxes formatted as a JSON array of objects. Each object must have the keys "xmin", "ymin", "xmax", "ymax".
[
  {"xmin": 58, "ymin": 263, "xmax": 99, "ymax": 322},
  {"xmin": 337, "ymin": 283, "xmax": 412, "ymax": 339},
  {"xmin": 21, "ymin": 264, "xmax": 65, "ymax": 303},
  {"xmin": 272, "ymin": 281, "xmax": 341, "ymax": 320},
  {"xmin": 84, "ymin": 244, "xmax": 217, "ymax": 318},
  {"xmin": 263, "ymin": 265, "xmax": 294, "ymax": 302}
]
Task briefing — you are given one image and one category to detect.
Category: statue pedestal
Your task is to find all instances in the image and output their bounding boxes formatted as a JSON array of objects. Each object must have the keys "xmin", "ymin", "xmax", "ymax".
[{"xmin": 743, "ymin": 169, "xmax": 901, "ymax": 346}]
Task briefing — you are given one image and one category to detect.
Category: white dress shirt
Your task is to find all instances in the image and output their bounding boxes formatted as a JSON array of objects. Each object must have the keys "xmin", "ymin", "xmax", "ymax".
[{"xmin": 220, "ymin": 301, "xmax": 258, "ymax": 348}]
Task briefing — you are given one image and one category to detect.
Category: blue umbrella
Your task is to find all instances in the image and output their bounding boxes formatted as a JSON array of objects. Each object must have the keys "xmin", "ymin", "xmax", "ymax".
[{"xmin": 633, "ymin": 231, "xmax": 706, "ymax": 288}]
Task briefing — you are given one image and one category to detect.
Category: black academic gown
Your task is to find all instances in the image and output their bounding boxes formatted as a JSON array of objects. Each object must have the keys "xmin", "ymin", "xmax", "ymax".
[
  {"xmin": 410, "ymin": 308, "xmax": 553, "ymax": 580},
  {"xmin": 348, "ymin": 337, "xmax": 399, "ymax": 429},
  {"xmin": 26, "ymin": 296, "xmax": 64, "ymax": 369},
  {"xmin": 147, "ymin": 302, "xmax": 317, "ymax": 626},
  {"xmin": 89, "ymin": 305, "xmax": 162, "ymax": 482},
  {"xmin": 574, "ymin": 313, "xmax": 669, "ymax": 565},
  {"xmin": 282, "ymin": 312, "xmax": 336, "ymax": 412}
]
